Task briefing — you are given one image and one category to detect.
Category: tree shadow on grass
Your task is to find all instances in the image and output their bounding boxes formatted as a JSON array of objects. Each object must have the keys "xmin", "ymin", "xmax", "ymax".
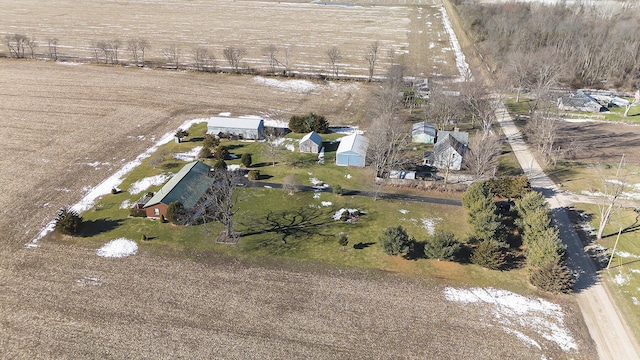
[
  {"xmin": 163, "ymin": 162, "xmax": 182, "ymax": 170},
  {"xmin": 251, "ymin": 162, "xmax": 278, "ymax": 168},
  {"xmin": 80, "ymin": 218, "xmax": 124, "ymax": 237},
  {"xmin": 353, "ymin": 242, "xmax": 375, "ymax": 250},
  {"xmin": 238, "ymin": 206, "xmax": 335, "ymax": 250}
]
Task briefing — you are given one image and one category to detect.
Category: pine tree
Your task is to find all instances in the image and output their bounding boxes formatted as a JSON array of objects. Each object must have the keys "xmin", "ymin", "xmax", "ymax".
[
  {"xmin": 54, "ymin": 207, "xmax": 83, "ymax": 235},
  {"xmin": 380, "ymin": 226, "xmax": 413, "ymax": 256},
  {"xmin": 529, "ymin": 261, "xmax": 575, "ymax": 293},
  {"xmin": 462, "ymin": 181, "xmax": 500, "ymax": 241},
  {"xmin": 471, "ymin": 239, "xmax": 505, "ymax": 270},
  {"xmin": 241, "ymin": 153, "xmax": 252, "ymax": 167},
  {"xmin": 424, "ymin": 231, "xmax": 462, "ymax": 261}
]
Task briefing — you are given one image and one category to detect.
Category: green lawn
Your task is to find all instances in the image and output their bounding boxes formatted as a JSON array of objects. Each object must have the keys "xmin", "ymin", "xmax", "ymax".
[{"xmin": 54, "ymin": 121, "xmax": 539, "ymax": 296}]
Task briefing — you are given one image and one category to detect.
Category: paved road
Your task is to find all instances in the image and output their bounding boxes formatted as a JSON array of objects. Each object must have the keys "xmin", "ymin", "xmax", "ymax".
[
  {"xmin": 495, "ymin": 103, "xmax": 640, "ymax": 359},
  {"xmin": 245, "ymin": 181, "xmax": 462, "ymax": 206}
]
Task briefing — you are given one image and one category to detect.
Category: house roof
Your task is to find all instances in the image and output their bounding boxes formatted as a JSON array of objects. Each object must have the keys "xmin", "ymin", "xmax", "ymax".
[
  {"xmin": 434, "ymin": 134, "xmax": 466, "ymax": 158},
  {"xmin": 437, "ymin": 130, "xmax": 468, "ymax": 146},
  {"xmin": 206, "ymin": 116, "xmax": 263, "ymax": 130},
  {"xmin": 300, "ymin": 131, "xmax": 322, "ymax": 145},
  {"xmin": 337, "ymin": 134, "xmax": 369, "ymax": 156},
  {"xmin": 412, "ymin": 122, "xmax": 436, "ymax": 137},
  {"xmin": 558, "ymin": 90, "xmax": 605, "ymax": 112},
  {"xmin": 143, "ymin": 161, "xmax": 214, "ymax": 210}
]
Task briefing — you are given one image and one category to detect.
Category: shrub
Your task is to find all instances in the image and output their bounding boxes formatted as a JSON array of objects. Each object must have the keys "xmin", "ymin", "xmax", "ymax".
[
  {"xmin": 337, "ymin": 233, "xmax": 349, "ymax": 249},
  {"xmin": 203, "ymin": 134, "xmax": 220, "ymax": 149},
  {"xmin": 380, "ymin": 226, "xmax": 414, "ymax": 256},
  {"xmin": 129, "ymin": 209, "xmax": 147, "ymax": 218},
  {"xmin": 198, "ymin": 146, "xmax": 212, "ymax": 159},
  {"xmin": 54, "ymin": 207, "xmax": 83, "ymax": 235},
  {"xmin": 166, "ymin": 201, "xmax": 185, "ymax": 224},
  {"xmin": 241, "ymin": 153, "xmax": 252, "ymax": 167},
  {"xmin": 175, "ymin": 128, "xmax": 189, "ymax": 142},
  {"xmin": 486, "ymin": 175, "xmax": 531, "ymax": 199},
  {"xmin": 111, "ymin": 187, "xmax": 119, "ymax": 194},
  {"xmin": 424, "ymin": 231, "xmax": 462, "ymax": 261},
  {"xmin": 470, "ymin": 239, "xmax": 505, "ymax": 270},
  {"xmin": 529, "ymin": 261, "xmax": 575, "ymax": 294},
  {"xmin": 214, "ymin": 145, "xmax": 229, "ymax": 160},
  {"xmin": 333, "ymin": 184, "xmax": 343, "ymax": 195},
  {"xmin": 248, "ymin": 170, "xmax": 260, "ymax": 180},
  {"xmin": 288, "ymin": 112, "xmax": 330, "ymax": 133},
  {"xmin": 160, "ymin": 214, "xmax": 166, "ymax": 223}
]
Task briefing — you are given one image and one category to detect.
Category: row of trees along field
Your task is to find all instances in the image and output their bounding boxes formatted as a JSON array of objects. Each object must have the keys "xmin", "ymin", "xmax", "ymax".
[
  {"xmin": 3, "ymin": 34, "xmax": 385, "ymax": 80},
  {"xmin": 454, "ymin": 1, "xmax": 640, "ymax": 89}
]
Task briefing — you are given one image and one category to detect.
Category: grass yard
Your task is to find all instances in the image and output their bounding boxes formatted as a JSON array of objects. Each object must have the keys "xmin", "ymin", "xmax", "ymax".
[{"xmin": 570, "ymin": 203, "xmax": 640, "ymax": 341}]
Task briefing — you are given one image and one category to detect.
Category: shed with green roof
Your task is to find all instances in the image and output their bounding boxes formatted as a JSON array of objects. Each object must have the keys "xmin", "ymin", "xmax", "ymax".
[{"xmin": 143, "ymin": 161, "xmax": 213, "ymax": 218}]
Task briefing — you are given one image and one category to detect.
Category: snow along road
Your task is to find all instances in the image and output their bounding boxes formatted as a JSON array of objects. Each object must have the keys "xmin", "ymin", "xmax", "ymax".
[{"xmin": 495, "ymin": 103, "xmax": 640, "ymax": 360}]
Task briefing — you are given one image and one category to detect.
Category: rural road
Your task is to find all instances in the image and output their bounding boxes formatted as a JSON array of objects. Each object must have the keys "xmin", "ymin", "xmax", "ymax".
[{"xmin": 495, "ymin": 104, "xmax": 640, "ymax": 359}]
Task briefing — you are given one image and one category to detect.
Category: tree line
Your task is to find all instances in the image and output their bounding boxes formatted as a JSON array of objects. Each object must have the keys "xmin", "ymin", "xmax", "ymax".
[
  {"xmin": 455, "ymin": 1, "xmax": 640, "ymax": 89},
  {"xmin": 4, "ymin": 33, "xmax": 385, "ymax": 80}
]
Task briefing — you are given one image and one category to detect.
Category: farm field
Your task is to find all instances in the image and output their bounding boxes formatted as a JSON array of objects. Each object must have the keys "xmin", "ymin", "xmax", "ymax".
[{"xmin": 0, "ymin": 0, "xmax": 461, "ymax": 79}]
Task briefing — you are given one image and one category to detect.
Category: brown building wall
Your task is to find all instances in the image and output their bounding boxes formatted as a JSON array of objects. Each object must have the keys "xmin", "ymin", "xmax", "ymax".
[{"xmin": 145, "ymin": 203, "xmax": 168, "ymax": 219}]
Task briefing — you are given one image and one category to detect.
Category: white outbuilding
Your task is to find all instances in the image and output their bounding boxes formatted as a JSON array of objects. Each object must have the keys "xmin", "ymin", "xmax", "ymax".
[
  {"xmin": 299, "ymin": 131, "xmax": 322, "ymax": 153},
  {"xmin": 336, "ymin": 134, "xmax": 368, "ymax": 167},
  {"xmin": 206, "ymin": 116, "xmax": 265, "ymax": 140}
]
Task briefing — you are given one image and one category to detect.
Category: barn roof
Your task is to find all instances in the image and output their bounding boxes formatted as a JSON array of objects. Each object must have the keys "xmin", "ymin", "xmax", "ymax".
[
  {"xmin": 434, "ymin": 134, "xmax": 466, "ymax": 158},
  {"xmin": 337, "ymin": 134, "xmax": 368, "ymax": 156},
  {"xmin": 412, "ymin": 122, "xmax": 436, "ymax": 137},
  {"xmin": 300, "ymin": 131, "xmax": 322, "ymax": 145},
  {"xmin": 437, "ymin": 130, "xmax": 468, "ymax": 146},
  {"xmin": 144, "ymin": 161, "xmax": 214, "ymax": 210},
  {"xmin": 207, "ymin": 116, "xmax": 263, "ymax": 130}
]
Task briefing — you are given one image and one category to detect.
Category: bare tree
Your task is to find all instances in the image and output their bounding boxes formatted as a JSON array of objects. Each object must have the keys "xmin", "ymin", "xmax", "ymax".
[
  {"xmin": 526, "ymin": 103, "xmax": 561, "ymax": 165},
  {"xmin": 326, "ymin": 46, "xmax": 342, "ymax": 78},
  {"xmin": 5, "ymin": 34, "xmax": 28, "ymax": 58},
  {"xmin": 365, "ymin": 41, "xmax": 379, "ymax": 82},
  {"xmin": 623, "ymin": 90, "xmax": 640, "ymax": 118},
  {"xmin": 464, "ymin": 132, "xmax": 502, "ymax": 180},
  {"xmin": 223, "ymin": 46, "xmax": 246, "ymax": 73},
  {"xmin": 193, "ymin": 47, "xmax": 210, "ymax": 71},
  {"xmin": 370, "ymin": 64, "xmax": 406, "ymax": 119},
  {"xmin": 196, "ymin": 169, "xmax": 243, "ymax": 243},
  {"xmin": 595, "ymin": 155, "xmax": 628, "ymax": 240},
  {"xmin": 502, "ymin": 52, "xmax": 534, "ymax": 103},
  {"xmin": 263, "ymin": 135, "xmax": 285, "ymax": 166},
  {"xmin": 127, "ymin": 38, "xmax": 139, "ymax": 64},
  {"xmin": 263, "ymin": 44, "xmax": 279, "ymax": 74},
  {"xmin": 112, "ymin": 39, "xmax": 122, "ymax": 64},
  {"xmin": 96, "ymin": 41, "xmax": 113, "ymax": 64},
  {"xmin": 425, "ymin": 85, "xmax": 464, "ymax": 131},
  {"xmin": 47, "ymin": 38, "xmax": 59, "ymax": 60},
  {"xmin": 163, "ymin": 44, "xmax": 181, "ymax": 70},
  {"xmin": 25, "ymin": 37, "xmax": 36, "ymax": 59},
  {"xmin": 138, "ymin": 38, "xmax": 149, "ymax": 66},
  {"xmin": 282, "ymin": 174, "xmax": 301, "ymax": 195},
  {"xmin": 90, "ymin": 40, "xmax": 100, "ymax": 63}
]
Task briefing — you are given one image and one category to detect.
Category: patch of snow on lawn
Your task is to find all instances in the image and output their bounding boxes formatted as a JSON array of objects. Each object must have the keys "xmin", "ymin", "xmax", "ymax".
[
  {"xmin": 28, "ymin": 117, "xmax": 210, "ymax": 247},
  {"xmin": 613, "ymin": 271, "xmax": 631, "ymax": 286},
  {"xmin": 119, "ymin": 199, "xmax": 132, "ymax": 209},
  {"xmin": 218, "ymin": 112, "xmax": 231, "ymax": 116},
  {"xmin": 444, "ymin": 287, "xmax": 577, "ymax": 352},
  {"xmin": 264, "ymin": 185, "xmax": 272, "ymax": 189},
  {"xmin": 87, "ymin": 161, "xmax": 110, "ymax": 168},
  {"xmin": 345, "ymin": 174, "xmax": 352, "ymax": 179},
  {"xmin": 321, "ymin": 201, "xmax": 333, "ymax": 207},
  {"xmin": 438, "ymin": 5, "xmax": 471, "ymax": 81},
  {"xmin": 314, "ymin": 192, "xmax": 321, "ymax": 199},
  {"xmin": 632, "ymin": 297, "xmax": 639, "ymax": 306},
  {"xmin": 253, "ymin": 76, "xmax": 319, "ymax": 93},
  {"xmin": 617, "ymin": 251, "xmax": 640, "ymax": 259},
  {"xmin": 96, "ymin": 238, "xmax": 138, "ymax": 258},
  {"xmin": 128, "ymin": 174, "xmax": 171, "ymax": 195},
  {"xmin": 421, "ymin": 218, "xmax": 441, "ymax": 236},
  {"xmin": 333, "ymin": 208, "xmax": 360, "ymax": 221},
  {"xmin": 399, "ymin": 209, "xmax": 409, "ymax": 214},
  {"xmin": 174, "ymin": 146, "xmax": 202, "ymax": 162},
  {"xmin": 227, "ymin": 164, "xmax": 241, "ymax": 171},
  {"xmin": 285, "ymin": 143, "xmax": 295, "ymax": 152},
  {"xmin": 330, "ymin": 126, "xmax": 364, "ymax": 134}
]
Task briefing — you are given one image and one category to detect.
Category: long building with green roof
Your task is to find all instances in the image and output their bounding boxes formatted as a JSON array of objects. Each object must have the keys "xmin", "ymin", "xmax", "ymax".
[{"xmin": 143, "ymin": 161, "xmax": 213, "ymax": 218}]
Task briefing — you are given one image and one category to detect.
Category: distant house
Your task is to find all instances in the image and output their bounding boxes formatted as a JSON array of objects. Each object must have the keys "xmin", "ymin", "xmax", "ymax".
[
  {"xmin": 206, "ymin": 116, "xmax": 264, "ymax": 140},
  {"xmin": 429, "ymin": 133, "xmax": 467, "ymax": 171},
  {"xmin": 299, "ymin": 131, "xmax": 322, "ymax": 153},
  {"xmin": 412, "ymin": 122, "xmax": 436, "ymax": 144},
  {"xmin": 142, "ymin": 161, "xmax": 214, "ymax": 219},
  {"xmin": 557, "ymin": 90, "xmax": 606, "ymax": 113},
  {"xmin": 336, "ymin": 134, "xmax": 368, "ymax": 167}
]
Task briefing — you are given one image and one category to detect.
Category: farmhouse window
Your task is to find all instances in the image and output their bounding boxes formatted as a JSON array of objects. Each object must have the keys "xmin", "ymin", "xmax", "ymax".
[{"xmin": 154, "ymin": 208, "xmax": 160, "ymax": 216}]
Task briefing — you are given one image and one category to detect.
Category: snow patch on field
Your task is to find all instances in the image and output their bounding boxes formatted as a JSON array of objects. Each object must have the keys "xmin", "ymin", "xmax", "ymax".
[
  {"xmin": 421, "ymin": 218, "xmax": 441, "ymax": 235},
  {"xmin": 333, "ymin": 208, "xmax": 361, "ymax": 221},
  {"xmin": 128, "ymin": 174, "xmax": 171, "ymax": 195},
  {"xmin": 96, "ymin": 238, "xmax": 138, "ymax": 258},
  {"xmin": 616, "ymin": 251, "xmax": 640, "ymax": 259},
  {"xmin": 321, "ymin": 201, "xmax": 333, "ymax": 207},
  {"xmin": 613, "ymin": 271, "xmax": 631, "ymax": 286},
  {"xmin": 438, "ymin": 5, "xmax": 471, "ymax": 81},
  {"xmin": 228, "ymin": 164, "xmax": 241, "ymax": 171},
  {"xmin": 399, "ymin": 209, "xmax": 409, "ymax": 214},
  {"xmin": 444, "ymin": 287, "xmax": 577, "ymax": 352},
  {"xmin": 119, "ymin": 199, "xmax": 132, "ymax": 209},
  {"xmin": 314, "ymin": 192, "xmax": 321, "ymax": 199},
  {"xmin": 253, "ymin": 76, "xmax": 319, "ymax": 93},
  {"xmin": 174, "ymin": 146, "xmax": 202, "ymax": 162}
]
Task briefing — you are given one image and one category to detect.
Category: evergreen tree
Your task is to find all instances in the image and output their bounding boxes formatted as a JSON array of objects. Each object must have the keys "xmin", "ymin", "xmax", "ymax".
[
  {"xmin": 241, "ymin": 153, "xmax": 252, "ymax": 167},
  {"xmin": 526, "ymin": 226, "xmax": 565, "ymax": 268},
  {"xmin": 166, "ymin": 201, "xmax": 185, "ymax": 224},
  {"xmin": 203, "ymin": 134, "xmax": 220, "ymax": 148},
  {"xmin": 529, "ymin": 261, "xmax": 575, "ymax": 294},
  {"xmin": 470, "ymin": 239, "xmax": 505, "ymax": 270},
  {"xmin": 213, "ymin": 159, "xmax": 228, "ymax": 170},
  {"xmin": 55, "ymin": 207, "xmax": 83, "ymax": 235},
  {"xmin": 337, "ymin": 233, "xmax": 349, "ymax": 250},
  {"xmin": 380, "ymin": 226, "xmax": 413, "ymax": 256},
  {"xmin": 424, "ymin": 231, "xmax": 462, "ymax": 261},
  {"xmin": 214, "ymin": 145, "xmax": 229, "ymax": 160},
  {"xmin": 462, "ymin": 181, "xmax": 500, "ymax": 241},
  {"xmin": 514, "ymin": 191, "xmax": 548, "ymax": 220},
  {"xmin": 198, "ymin": 146, "xmax": 212, "ymax": 159}
]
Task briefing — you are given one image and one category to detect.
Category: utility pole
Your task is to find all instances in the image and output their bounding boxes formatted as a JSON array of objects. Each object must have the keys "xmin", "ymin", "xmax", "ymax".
[{"xmin": 606, "ymin": 227, "xmax": 623, "ymax": 269}]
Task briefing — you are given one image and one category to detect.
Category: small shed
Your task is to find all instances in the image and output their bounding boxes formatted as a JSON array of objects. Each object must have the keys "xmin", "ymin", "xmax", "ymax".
[
  {"xmin": 336, "ymin": 134, "xmax": 368, "ymax": 167},
  {"xmin": 142, "ymin": 161, "xmax": 214, "ymax": 219},
  {"xmin": 412, "ymin": 122, "xmax": 436, "ymax": 144},
  {"xmin": 299, "ymin": 131, "xmax": 322, "ymax": 153},
  {"xmin": 207, "ymin": 117, "xmax": 265, "ymax": 140},
  {"xmin": 431, "ymin": 134, "xmax": 467, "ymax": 171}
]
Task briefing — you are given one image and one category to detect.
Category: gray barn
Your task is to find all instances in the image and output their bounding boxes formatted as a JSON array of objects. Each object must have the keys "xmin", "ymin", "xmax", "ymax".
[
  {"xmin": 207, "ymin": 117, "xmax": 264, "ymax": 140},
  {"xmin": 299, "ymin": 131, "xmax": 322, "ymax": 153}
]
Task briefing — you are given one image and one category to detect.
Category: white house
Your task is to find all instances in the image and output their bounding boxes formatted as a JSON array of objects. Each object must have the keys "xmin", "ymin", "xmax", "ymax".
[
  {"xmin": 336, "ymin": 134, "xmax": 368, "ymax": 167},
  {"xmin": 207, "ymin": 117, "xmax": 264, "ymax": 140},
  {"xmin": 430, "ymin": 133, "xmax": 467, "ymax": 170},
  {"xmin": 299, "ymin": 131, "xmax": 322, "ymax": 153}
]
